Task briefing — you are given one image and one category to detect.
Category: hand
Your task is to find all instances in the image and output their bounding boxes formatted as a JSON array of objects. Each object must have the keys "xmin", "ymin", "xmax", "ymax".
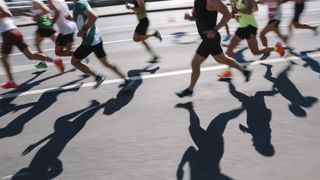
[
  {"xmin": 204, "ymin": 30, "xmax": 217, "ymax": 39},
  {"xmin": 184, "ymin": 13, "xmax": 191, "ymax": 20},
  {"xmin": 125, "ymin": 2, "xmax": 131, "ymax": 10},
  {"xmin": 77, "ymin": 29, "xmax": 85, "ymax": 37}
]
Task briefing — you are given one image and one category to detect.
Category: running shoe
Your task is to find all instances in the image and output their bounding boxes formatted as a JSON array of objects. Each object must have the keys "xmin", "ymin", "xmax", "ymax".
[
  {"xmin": 54, "ymin": 58, "xmax": 64, "ymax": 73},
  {"xmin": 154, "ymin": 30, "xmax": 162, "ymax": 42},
  {"xmin": 223, "ymin": 34, "xmax": 231, "ymax": 42},
  {"xmin": 259, "ymin": 52, "xmax": 270, "ymax": 60},
  {"xmin": 175, "ymin": 88, "xmax": 193, "ymax": 98},
  {"xmin": 148, "ymin": 56, "xmax": 160, "ymax": 63},
  {"xmin": 243, "ymin": 68, "xmax": 252, "ymax": 82},
  {"xmin": 274, "ymin": 42, "xmax": 285, "ymax": 57},
  {"xmin": 217, "ymin": 69, "xmax": 233, "ymax": 78},
  {"xmin": 94, "ymin": 75, "xmax": 105, "ymax": 89},
  {"xmin": 34, "ymin": 62, "xmax": 48, "ymax": 69},
  {"xmin": 0, "ymin": 81, "xmax": 19, "ymax": 89}
]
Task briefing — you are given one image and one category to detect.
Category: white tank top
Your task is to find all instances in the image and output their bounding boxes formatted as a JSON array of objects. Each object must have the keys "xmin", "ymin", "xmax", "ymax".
[
  {"xmin": 266, "ymin": 0, "xmax": 282, "ymax": 21},
  {"xmin": 55, "ymin": 0, "xmax": 77, "ymax": 35},
  {"xmin": 0, "ymin": 0, "xmax": 17, "ymax": 33}
]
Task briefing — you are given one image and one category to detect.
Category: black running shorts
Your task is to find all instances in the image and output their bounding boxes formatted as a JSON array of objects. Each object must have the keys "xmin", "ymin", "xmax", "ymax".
[
  {"xmin": 36, "ymin": 28, "xmax": 56, "ymax": 37},
  {"xmin": 235, "ymin": 25, "xmax": 258, "ymax": 39},
  {"xmin": 196, "ymin": 32, "xmax": 223, "ymax": 58},
  {"xmin": 135, "ymin": 17, "xmax": 149, "ymax": 35},
  {"xmin": 56, "ymin": 33, "xmax": 74, "ymax": 46},
  {"xmin": 73, "ymin": 42, "xmax": 106, "ymax": 60}
]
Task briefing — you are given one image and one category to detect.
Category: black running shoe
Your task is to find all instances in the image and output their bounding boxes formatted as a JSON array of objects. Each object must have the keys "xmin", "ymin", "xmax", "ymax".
[
  {"xmin": 259, "ymin": 52, "xmax": 270, "ymax": 60},
  {"xmin": 176, "ymin": 88, "xmax": 193, "ymax": 98},
  {"xmin": 243, "ymin": 69, "xmax": 252, "ymax": 82},
  {"xmin": 94, "ymin": 75, "xmax": 105, "ymax": 89}
]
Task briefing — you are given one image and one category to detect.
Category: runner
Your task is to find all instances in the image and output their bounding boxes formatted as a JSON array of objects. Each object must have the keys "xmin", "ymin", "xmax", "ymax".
[
  {"xmin": 126, "ymin": 0, "xmax": 162, "ymax": 63},
  {"xmin": 23, "ymin": 0, "xmax": 58, "ymax": 69},
  {"xmin": 176, "ymin": 0, "xmax": 252, "ymax": 98},
  {"xmin": 70, "ymin": 0, "xmax": 132, "ymax": 89},
  {"xmin": 258, "ymin": 0, "xmax": 288, "ymax": 60},
  {"xmin": 289, "ymin": 0, "xmax": 318, "ymax": 37},
  {"xmin": 47, "ymin": 0, "xmax": 76, "ymax": 55},
  {"xmin": 217, "ymin": 0, "xmax": 285, "ymax": 78},
  {"xmin": 0, "ymin": 0, "xmax": 64, "ymax": 89}
]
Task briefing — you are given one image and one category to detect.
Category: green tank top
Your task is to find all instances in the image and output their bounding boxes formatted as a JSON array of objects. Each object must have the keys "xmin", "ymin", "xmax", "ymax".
[
  {"xmin": 133, "ymin": 0, "xmax": 147, "ymax": 20},
  {"xmin": 238, "ymin": 0, "xmax": 258, "ymax": 28},
  {"xmin": 37, "ymin": 16, "xmax": 53, "ymax": 29}
]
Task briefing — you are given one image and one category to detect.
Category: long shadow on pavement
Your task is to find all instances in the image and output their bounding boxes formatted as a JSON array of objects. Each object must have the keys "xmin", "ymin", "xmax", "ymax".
[
  {"xmin": 261, "ymin": 62, "xmax": 318, "ymax": 117},
  {"xmin": 11, "ymin": 100, "xmax": 103, "ymax": 180},
  {"xmin": 225, "ymin": 80, "xmax": 277, "ymax": 157},
  {"xmin": 175, "ymin": 102, "xmax": 244, "ymax": 180},
  {"xmin": 0, "ymin": 68, "xmax": 76, "ymax": 118},
  {"xmin": 103, "ymin": 65, "xmax": 159, "ymax": 115},
  {"xmin": 289, "ymin": 48, "xmax": 320, "ymax": 75},
  {"xmin": 0, "ymin": 75, "xmax": 90, "ymax": 139}
]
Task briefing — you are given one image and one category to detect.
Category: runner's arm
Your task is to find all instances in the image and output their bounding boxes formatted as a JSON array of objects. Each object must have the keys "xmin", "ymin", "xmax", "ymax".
[
  {"xmin": 0, "ymin": 5, "xmax": 13, "ymax": 18},
  {"xmin": 207, "ymin": 0, "xmax": 232, "ymax": 31},
  {"xmin": 77, "ymin": 7, "xmax": 98, "ymax": 36},
  {"xmin": 184, "ymin": 7, "xmax": 196, "ymax": 21},
  {"xmin": 48, "ymin": 0, "xmax": 60, "ymax": 24}
]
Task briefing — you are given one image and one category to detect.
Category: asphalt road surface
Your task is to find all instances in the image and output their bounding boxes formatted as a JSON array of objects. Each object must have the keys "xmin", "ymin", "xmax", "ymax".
[{"xmin": 1, "ymin": 1, "xmax": 320, "ymax": 180}]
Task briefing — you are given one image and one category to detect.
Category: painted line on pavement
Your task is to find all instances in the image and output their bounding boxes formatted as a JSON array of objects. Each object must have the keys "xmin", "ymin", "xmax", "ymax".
[{"xmin": 1, "ymin": 52, "xmax": 320, "ymax": 100}]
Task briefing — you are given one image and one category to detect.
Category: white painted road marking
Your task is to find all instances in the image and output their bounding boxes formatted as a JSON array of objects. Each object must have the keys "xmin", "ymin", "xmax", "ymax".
[{"xmin": 1, "ymin": 52, "xmax": 320, "ymax": 100}]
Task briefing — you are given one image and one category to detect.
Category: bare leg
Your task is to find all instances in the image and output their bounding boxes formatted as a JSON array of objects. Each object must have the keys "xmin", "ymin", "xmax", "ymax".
[
  {"xmin": 1, "ymin": 54, "xmax": 14, "ymax": 81},
  {"xmin": 247, "ymin": 35, "xmax": 273, "ymax": 55},
  {"xmin": 99, "ymin": 56, "xmax": 126, "ymax": 80},
  {"xmin": 226, "ymin": 35, "xmax": 242, "ymax": 58},
  {"xmin": 71, "ymin": 56, "xmax": 96, "ymax": 77},
  {"xmin": 35, "ymin": 34, "xmax": 44, "ymax": 53},
  {"xmin": 187, "ymin": 54, "xmax": 206, "ymax": 91},
  {"xmin": 260, "ymin": 22, "xmax": 277, "ymax": 47},
  {"xmin": 22, "ymin": 47, "xmax": 53, "ymax": 62},
  {"xmin": 213, "ymin": 53, "xmax": 244, "ymax": 73}
]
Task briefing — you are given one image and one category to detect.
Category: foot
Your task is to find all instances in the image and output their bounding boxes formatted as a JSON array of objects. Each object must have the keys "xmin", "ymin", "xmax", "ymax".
[
  {"xmin": 175, "ymin": 88, "xmax": 193, "ymax": 98},
  {"xmin": 259, "ymin": 52, "xmax": 270, "ymax": 60},
  {"xmin": 54, "ymin": 58, "xmax": 64, "ymax": 73},
  {"xmin": 121, "ymin": 79, "xmax": 134, "ymax": 92},
  {"xmin": 217, "ymin": 69, "xmax": 232, "ymax": 78},
  {"xmin": 223, "ymin": 34, "xmax": 231, "ymax": 42},
  {"xmin": 243, "ymin": 68, "xmax": 252, "ymax": 82},
  {"xmin": 94, "ymin": 75, "xmax": 106, "ymax": 89},
  {"xmin": 0, "ymin": 81, "xmax": 19, "ymax": 89},
  {"xmin": 154, "ymin": 30, "xmax": 162, "ymax": 42},
  {"xmin": 274, "ymin": 42, "xmax": 285, "ymax": 57},
  {"xmin": 148, "ymin": 56, "xmax": 160, "ymax": 63},
  {"xmin": 34, "ymin": 62, "xmax": 48, "ymax": 69}
]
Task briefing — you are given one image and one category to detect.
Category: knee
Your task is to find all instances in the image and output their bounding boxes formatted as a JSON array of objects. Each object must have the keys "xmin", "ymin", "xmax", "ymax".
[
  {"xmin": 55, "ymin": 49, "xmax": 61, "ymax": 56},
  {"xmin": 71, "ymin": 58, "xmax": 80, "ymax": 66},
  {"xmin": 292, "ymin": 22, "xmax": 299, "ymax": 28},
  {"xmin": 251, "ymin": 50, "xmax": 260, "ymax": 55}
]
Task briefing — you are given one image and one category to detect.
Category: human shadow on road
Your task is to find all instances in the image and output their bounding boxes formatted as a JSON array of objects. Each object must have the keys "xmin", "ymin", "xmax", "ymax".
[
  {"xmin": 226, "ymin": 80, "xmax": 277, "ymax": 157},
  {"xmin": 0, "ymin": 68, "xmax": 76, "ymax": 118},
  {"xmin": 261, "ymin": 62, "xmax": 318, "ymax": 117},
  {"xmin": 12, "ymin": 100, "xmax": 103, "ymax": 180},
  {"xmin": 175, "ymin": 102, "xmax": 244, "ymax": 180},
  {"xmin": 103, "ymin": 66, "xmax": 159, "ymax": 115},
  {"xmin": 289, "ymin": 48, "xmax": 320, "ymax": 75},
  {"xmin": 233, "ymin": 47, "xmax": 255, "ymax": 64},
  {"xmin": 0, "ymin": 74, "xmax": 90, "ymax": 139}
]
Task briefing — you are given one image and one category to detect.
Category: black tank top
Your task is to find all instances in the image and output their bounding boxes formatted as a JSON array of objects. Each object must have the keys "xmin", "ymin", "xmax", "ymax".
[{"xmin": 194, "ymin": 0, "xmax": 218, "ymax": 38}]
